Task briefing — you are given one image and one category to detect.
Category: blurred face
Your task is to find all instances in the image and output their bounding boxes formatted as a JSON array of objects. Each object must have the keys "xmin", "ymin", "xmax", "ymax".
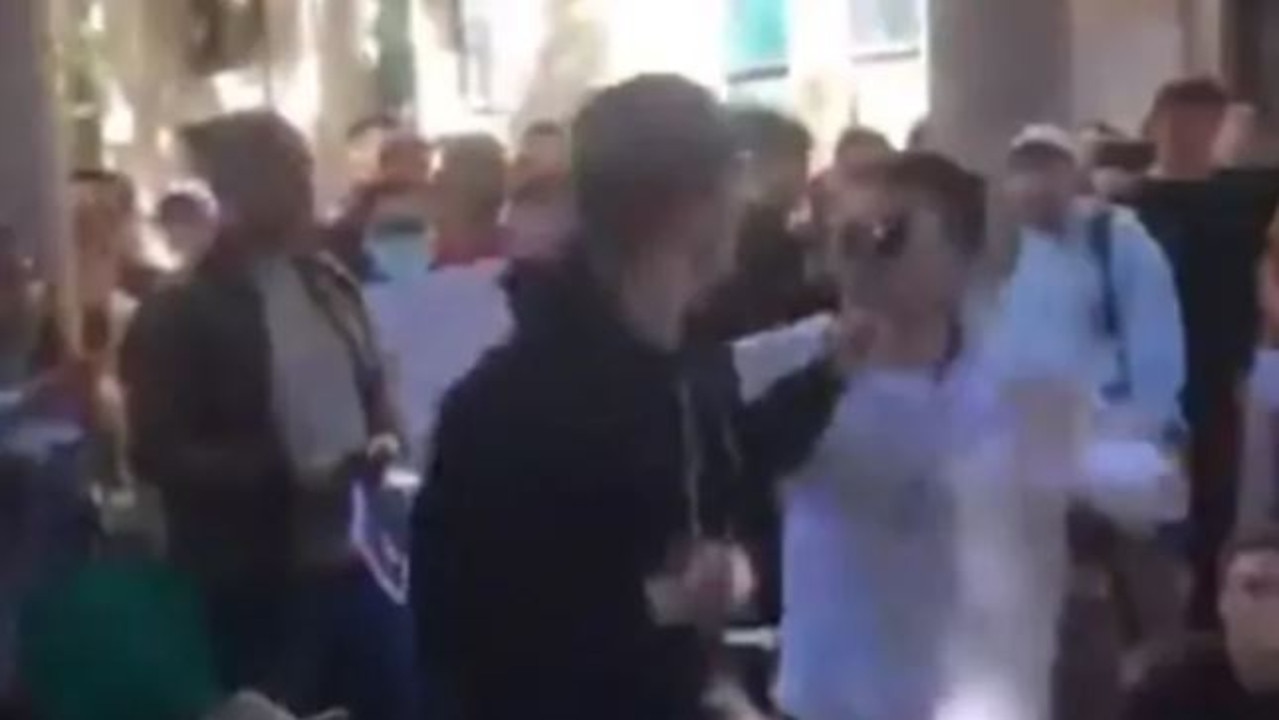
[
  {"xmin": 829, "ymin": 142, "xmax": 894, "ymax": 228},
  {"xmin": 1004, "ymin": 154, "xmax": 1078, "ymax": 229},
  {"xmin": 379, "ymin": 137, "xmax": 432, "ymax": 187},
  {"xmin": 838, "ymin": 190, "xmax": 969, "ymax": 320},
  {"xmin": 518, "ymin": 132, "xmax": 569, "ymax": 181},
  {"xmin": 158, "ymin": 207, "xmax": 217, "ymax": 262},
  {"xmin": 746, "ymin": 151, "xmax": 810, "ymax": 212},
  {"xmin": 678, "ymin": 158, "xmax": 750, "ymax": 300},
  {"xmin": 1090, "ymin": 167, "xmax": 1143, "ymax": 202},
  {"xmin": 434, "ymin": 144, "xmax": 507, "ymax": 225},
  {"xmin": 1151, "ymin": 103, "xmax": 1226, "ymax": 172},
  {"xmin": 1221, "ymin": 550, "xmax": 1279, "ymax": 657}
]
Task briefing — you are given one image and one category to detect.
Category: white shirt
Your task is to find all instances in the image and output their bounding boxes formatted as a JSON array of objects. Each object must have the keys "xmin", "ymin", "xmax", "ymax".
[
  {"xmin": 984, "ymin": 201, "xmax": 1185, "ymax": 428},
  {"xmin": 735, "ymin": 314, "xmax": 1181, "ymax": 720}
]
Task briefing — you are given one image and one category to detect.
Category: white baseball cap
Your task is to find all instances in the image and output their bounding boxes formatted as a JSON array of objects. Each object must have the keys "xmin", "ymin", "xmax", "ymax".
[{"xmin": 1009, "ymin": 123, "xmax": 1080, "ymax": 164}]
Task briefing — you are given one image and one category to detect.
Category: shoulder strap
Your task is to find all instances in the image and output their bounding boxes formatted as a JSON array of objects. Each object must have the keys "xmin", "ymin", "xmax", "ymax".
[
  {"xmin": 1088, "ymin": 209, "xmax": 1133, "ymax": 401},
  {"xmin": 1089, "ymin": 210, "xmax": 1119, "ymax": 339}
]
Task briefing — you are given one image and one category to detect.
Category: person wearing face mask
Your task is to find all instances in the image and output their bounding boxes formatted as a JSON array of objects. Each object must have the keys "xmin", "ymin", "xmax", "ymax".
[
  {"xmin": 411, "ymin": 74, "xmax": 857, "ymax": 720},
  {"xmin": 1125, "ymin": 526, "xmax": 1279, "ymax": 719}
]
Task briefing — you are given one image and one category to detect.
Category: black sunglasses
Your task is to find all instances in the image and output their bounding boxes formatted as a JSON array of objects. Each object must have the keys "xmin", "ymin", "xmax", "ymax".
[{"xmin": 838, "ymin": 214, "xmax": 911, "ymax": 260}]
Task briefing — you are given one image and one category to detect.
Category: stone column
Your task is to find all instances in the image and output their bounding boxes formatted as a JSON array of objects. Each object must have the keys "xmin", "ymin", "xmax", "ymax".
[
  {"xmin": 928, "ymin": 0, "xmax": 1073, "ymax": 175},
  {"xmin": 0, "ymin": 0, "xmax": 70, "ymax": 275}
]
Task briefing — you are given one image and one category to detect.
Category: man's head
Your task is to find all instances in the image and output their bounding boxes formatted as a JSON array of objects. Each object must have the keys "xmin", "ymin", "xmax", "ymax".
[
  {"xmin": 71, "ymin": 169, "xmax": 137, "ymax": 226},
  {"xmin": 154, "ymin": 189, "xmax": 218, "ymax": 263},
  {"xmin": 434, "ymin": 133, "xmax": 507, "ymax": 228},
  {"xmin": 823, "ymin": 127, "xmax": 896, "ymax": 232},
  {"xmin": 1004, "ymin": 124, "xmax": 1081, "ymax": 230},
  {"xmin": 378, "ymin": 132, "xmax": 433, "ymax": 188},
  {"xmin": 572, "ymin": 74, "xmax": 743, "ymax": 297},
  {"xmin": 730, "ymin": 108, "xmax": 813, "ymax": 212},
  {"xmin": 1146, "ymin": 77, "xmax": 1229, "ymax": 179},
  {"xmin": 182, "ymin": 110, "xmax": 315, "ymax": 252},
  {"xmin": 834, "ymin": 152, "xmax": 984, "ymax": 320},
  {"xmin": 834, "ymin": 127, "xmax": 894, "ymax": 182},
  {"xmin": 1221, "ymin": 526, "xmax": 1279, "ymax": 670},
  {"xmin": 346, "ymin": 113, "xmax": 400, "ymax": 186}
]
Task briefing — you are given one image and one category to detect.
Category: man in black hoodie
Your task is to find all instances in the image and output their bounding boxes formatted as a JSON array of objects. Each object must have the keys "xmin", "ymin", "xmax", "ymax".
[{"xmin": 411, "ymin": 75, "xmax": 851, "ymax": 720}]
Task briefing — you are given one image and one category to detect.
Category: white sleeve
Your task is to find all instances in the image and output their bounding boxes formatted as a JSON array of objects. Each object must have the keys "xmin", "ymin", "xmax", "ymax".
[
  {"xmin": 732, "ymin": 314, "xmax": 832, "ymax": 403},
  {"xmin": 1112, "ymin": 208, "xmax": 1186, "ymax": 428},
  {"xmin": 1076, "ymin": 437, "xmax": 1184, "ymax": 529}
]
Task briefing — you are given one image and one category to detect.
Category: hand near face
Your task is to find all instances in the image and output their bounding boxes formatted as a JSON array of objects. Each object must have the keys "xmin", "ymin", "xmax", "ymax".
[{"xmin": 824, "ymin": 302, "xmax": 880, "ymax": 378}]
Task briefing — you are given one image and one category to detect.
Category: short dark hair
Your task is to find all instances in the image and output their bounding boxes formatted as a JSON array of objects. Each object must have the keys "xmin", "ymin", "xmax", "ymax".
[
  {"xmin": 881, "ymin": 151, "xmax": 986, "ymax": 257},
  {"xmin": 346, "ymin": 113, "xmax": 400, "ymax": 142},
  {"xmin": 1223, "ymin": 524, "xmax": 1279, "ymax": 575},
  {"xmin": 437, "ymin": 132, "xmax": 507, "ymax": 220},
  {"xmin": 1150, "ymin": 78, "xmax": 1230, "ymax": 118},
  {"xmin": 572, "ymin": 74, "xmax": 736, "ymax": 241},
  {"xmin": 836, "ymin": 126, "xmax": 893, "ymax": 160},
  {"xmin": 522, "ymin": 120, "xmax": 566, "ymax": 143},
  {"xmin": 729, "ymin": 107, "xmax": 812, "ymax": 163},
  {"xmin": 71, "ymin": 168, "xmax": 137, "ymax": 215}
]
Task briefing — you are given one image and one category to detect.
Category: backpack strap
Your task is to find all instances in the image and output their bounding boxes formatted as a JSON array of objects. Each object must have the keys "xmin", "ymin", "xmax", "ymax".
[{"xmin": 1088, "ymin": 210, "xmax": 1132, "ymax": 401}]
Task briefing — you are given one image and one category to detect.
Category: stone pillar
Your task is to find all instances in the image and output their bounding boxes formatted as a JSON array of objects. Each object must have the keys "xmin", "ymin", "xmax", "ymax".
[
  {"xmin": 0, "ymin": 0, "xmax": 71, "ymax": 277},
  {"xmin": 929, "ymin": 0, "xmax": 1073, "ymax": 174}
]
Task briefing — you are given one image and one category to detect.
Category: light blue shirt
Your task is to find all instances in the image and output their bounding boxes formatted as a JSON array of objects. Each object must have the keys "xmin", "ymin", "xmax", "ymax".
[{"xmin": 986, "ymin": 201, "xmax": 1186, "ymax": 427}]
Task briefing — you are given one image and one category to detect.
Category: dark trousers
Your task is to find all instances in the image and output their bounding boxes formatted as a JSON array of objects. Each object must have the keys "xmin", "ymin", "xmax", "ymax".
[
  {"xmin": 1186, "ymin": 397, "xmax": 1241, "ymax": 630},
  {"xmin": 205, "ymin": 562, "xmax": 420, "ymax": 720}
]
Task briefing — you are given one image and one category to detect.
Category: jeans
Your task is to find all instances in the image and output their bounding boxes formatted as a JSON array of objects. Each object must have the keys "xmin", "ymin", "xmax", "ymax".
[{"xmin": 206, "ymin": 562, "xmax": 420, "ymax": 720}]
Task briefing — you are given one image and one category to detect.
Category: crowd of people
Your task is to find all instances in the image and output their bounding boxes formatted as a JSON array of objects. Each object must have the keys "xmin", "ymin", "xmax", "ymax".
[{"xmin": 3, "ymin": 69, "xmax": 1279, "ymax": 720}]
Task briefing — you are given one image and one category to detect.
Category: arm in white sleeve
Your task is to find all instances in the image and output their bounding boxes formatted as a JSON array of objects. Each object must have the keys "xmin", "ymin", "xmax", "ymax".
[
  {"xmin": 731, "ymin": 314, "xmax": 832, "ymax": 403},
  {"xmin": 1076, "ymin": 437, "xmax": 1184, "ymax": 531},
  {"xmin": 1112, "ymin": 209, "xmax": 1186, "ymax": 427}
]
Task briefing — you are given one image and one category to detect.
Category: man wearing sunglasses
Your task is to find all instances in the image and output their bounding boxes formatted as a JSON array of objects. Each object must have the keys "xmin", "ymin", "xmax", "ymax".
[{"xmin": 1126, "ymin": 525, "xmax": 1279, "ymax": 719}]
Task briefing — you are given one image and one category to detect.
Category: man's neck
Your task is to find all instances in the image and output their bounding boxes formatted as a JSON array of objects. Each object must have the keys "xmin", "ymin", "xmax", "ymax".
[
  {"xmin": 1025, "ymin": 205, "xmax": 1074, "ymax": 237},
  {"xmin": 612, "ymin": 249, "xmax": 688, "ymax": 353},
  {"xmin": 871, "ymin": 311, "xmax": 953, "ymax": 371},
  {"xmin": 1150, "ymin": 154, "xmax": 1215, "ymax": 182}
]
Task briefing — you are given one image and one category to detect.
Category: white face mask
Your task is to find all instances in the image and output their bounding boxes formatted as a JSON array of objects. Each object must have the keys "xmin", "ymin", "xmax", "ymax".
[{"xmin": 367, "ymin": 218, "xmax": 432, "ymax": 283}]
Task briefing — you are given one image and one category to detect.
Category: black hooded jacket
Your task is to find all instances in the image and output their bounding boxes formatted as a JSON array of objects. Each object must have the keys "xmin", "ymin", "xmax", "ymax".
[{"xmin": 410, "ymin": 248, "xmax": 841, "ymax": 720}]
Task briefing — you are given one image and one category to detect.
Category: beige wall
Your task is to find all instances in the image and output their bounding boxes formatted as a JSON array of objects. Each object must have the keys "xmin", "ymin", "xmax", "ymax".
[
  {"xmin": 933, "ymin": 0, "xmax": 1226, "ymax": 172},
  {"xmin": 1069, "ymin": 0, "xmax": 1182, "ymax": 133}
]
